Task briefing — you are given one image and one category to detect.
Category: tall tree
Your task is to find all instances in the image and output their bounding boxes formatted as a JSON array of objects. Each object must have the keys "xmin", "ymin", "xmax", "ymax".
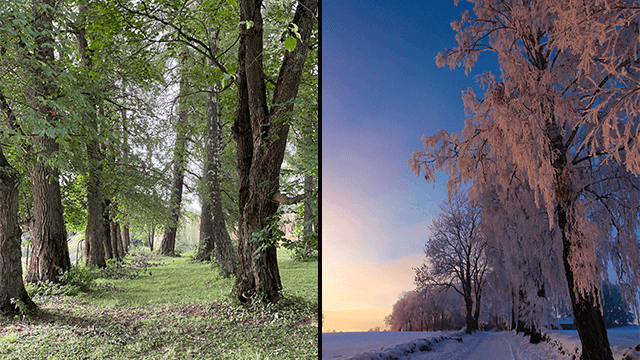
[
  {"xmin": 72, "ymin": 4, "xmax": 107, "ymax": 268},
  {"xmin": 0, "ymin": 135, "xmax": 37, "ymax": 315},
  {"xmin": 231, "ymin": 0, "xmax": 318, "ymax": 303},
  {"xmin": 196, "ymin": 24, "xmax": 237, "ymax": 277},
  {"xmin": 414, "ymin": 192, "xmax": 488, "ymax": 334},
  {"xmin": 159, "ymin": 76, "xmax": 189, "ymax": 256},
  {"xmin": 409, "ymin": 1, "xmax": 640, "ymax": 358},
  {"xmin": 197, "ymin": 81, "xmax": 237, "ymax": 275},
  {"xmin": 25, "ymin": 0, "xmax": 71, "ymax": 283}
]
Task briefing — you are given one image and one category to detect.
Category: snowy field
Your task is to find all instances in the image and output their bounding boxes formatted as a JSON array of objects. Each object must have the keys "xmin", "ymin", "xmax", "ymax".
[{"xmin": 322, "ymin": 326, "xmax": 640, "ymax": 360}]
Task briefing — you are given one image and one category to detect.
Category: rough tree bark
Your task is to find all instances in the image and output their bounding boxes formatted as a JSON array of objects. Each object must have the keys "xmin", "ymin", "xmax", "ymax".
[
  {"xmin": 231, "ymin": 0, "xmax": 318, "ymax": 303},
  {"xmin": 24, "ymin": 0, "xmax": 72, "ymax": 283},
  {"xmin": 0, "ymin": 145, "xmax": 37, "ymax": 315}
]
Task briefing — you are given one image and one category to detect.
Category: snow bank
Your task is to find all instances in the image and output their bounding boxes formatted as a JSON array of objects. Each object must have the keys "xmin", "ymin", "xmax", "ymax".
[
  {"xmin": 321, "ymin": 330, "xmax": 463, "ymax": 360},
  {"xmin": 542, "ymin": 326, "xmax": 640, "ymax": 360}
]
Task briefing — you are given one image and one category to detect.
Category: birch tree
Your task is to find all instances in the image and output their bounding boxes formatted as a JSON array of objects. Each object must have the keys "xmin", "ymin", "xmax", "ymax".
[{"xmin": 410, "ymin": 1, "xmax": 640, "ymax": 358}]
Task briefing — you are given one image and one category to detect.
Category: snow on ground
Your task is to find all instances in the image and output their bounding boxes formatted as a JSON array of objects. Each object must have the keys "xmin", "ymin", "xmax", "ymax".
[
  {"xmin": 323, "ymin": 326, "xmax": 640, "ymax": 360},
  {"xmin": 543, "ymin": 326, "xmax": 640, "ymax": 360},
  {"xmin": 321, "ymin": 330, "xmax": 462, "ymax": 359}
]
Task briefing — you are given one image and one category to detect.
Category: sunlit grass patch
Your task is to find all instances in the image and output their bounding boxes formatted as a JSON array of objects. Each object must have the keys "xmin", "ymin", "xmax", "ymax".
[{"xmin": 1, "ymin": 250, "xmax": 318, "ymax": 359}]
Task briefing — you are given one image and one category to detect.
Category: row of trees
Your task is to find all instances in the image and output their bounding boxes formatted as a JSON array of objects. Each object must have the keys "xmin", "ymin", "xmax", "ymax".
[
  {"xmin": 395, "ymin": 195, "xmax": 633, "ymax": 337},
  {"xmin": 0, "ymin": 0, "xmax": 317, "ymax": 315},
  {"xmin": 409, "ymin": 1, "xmax": 640, "ymax": 358}
]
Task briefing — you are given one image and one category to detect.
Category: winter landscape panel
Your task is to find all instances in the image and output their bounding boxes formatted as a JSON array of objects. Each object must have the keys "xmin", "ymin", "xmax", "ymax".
[{"xmin": 323, "ymin": 327, "xmax": 640, "ymax": 360}]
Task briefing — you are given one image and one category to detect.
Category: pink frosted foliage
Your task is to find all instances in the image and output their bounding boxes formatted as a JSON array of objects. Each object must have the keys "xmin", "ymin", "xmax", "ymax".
[{"xmin": 409, "ymin": 0, "xmax": 640, "ymax": 319}]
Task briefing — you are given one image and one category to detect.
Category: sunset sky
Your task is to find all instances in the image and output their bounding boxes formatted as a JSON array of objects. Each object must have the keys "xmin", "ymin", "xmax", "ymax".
[{"xmin": 322, "ymin": 1, "xmax": 499, "ymax": 332}]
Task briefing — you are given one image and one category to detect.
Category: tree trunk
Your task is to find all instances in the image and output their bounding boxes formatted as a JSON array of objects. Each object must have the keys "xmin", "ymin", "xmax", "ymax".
[
  {"xmin": 473, "ymin": 294, "xmax": 481, "ymax": 331},
  {"xmin": 110, "ymin": 221, "xmax": 121, "ymax": 261},
  {"xmin": 116, "ymin": 223, "xmax": 124, "ymax": 258},
  {"xmin": 558, "ymin": 202, "xmax": 613, "ymax": 359},
  {"xmin": 74, "ymin": 8, "xmax": 106, "ymax": 269},
  {"xmin": 122, "ymin": 225, "xmax": 130, "ymax": 254},
  {"xmin": 25, "ymin": 135, "xmax": 71, "ymax": 283},
  {"xmin": 197, "ymin": 193, "xmax": 215, "ymax": 261},
  {"xmin": 511, "ymin": 289, "xmax": 517, "ymax": 331},
  {"xmin": 159, "ymin": 79, "xmax": 188, "ymax": 257},
  {"xmin": 548, "ymin": 118, "xmax": 613, "ymax": 360},
  {"xmin": 196, "ymin": 27, "xmax": 237, "ymax": 277},
  {"xmin": 231, "ymin": 0, "xmax": 318, "ymax": 304},
  {"xmin": 84, "ymin": 158, "xmax": 106, "ymax": 268},
  {"xmin": 24, "ymin": 0, "xmax": 71, "ymax": 284},
  {"xmin": 148, "ymin": 224, "xmax": 155, "ymax": 252},
  {"xmin": 464, "ymin": 295, "xmax": 475, "ymax": 334},
  {"xmin": 102, "ymin": 199, "xmax": 113, "ymax": 260},
  {"xmin": 0, "ymin": 148, "xmax": 37, "ymax": 315},
  {"xmin": 302, "ymin": 173, "xmax": 314, "ymax": 258}
]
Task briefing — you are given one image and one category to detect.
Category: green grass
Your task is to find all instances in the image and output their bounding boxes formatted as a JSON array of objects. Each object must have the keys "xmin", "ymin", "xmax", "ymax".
[{"xmin": 1, "ymin": 249, "xmax": 318, "ymax": 359}]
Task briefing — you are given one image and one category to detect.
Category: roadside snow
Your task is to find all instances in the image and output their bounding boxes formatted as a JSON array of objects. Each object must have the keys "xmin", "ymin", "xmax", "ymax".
[
  {"xmin": 543, "ymin": 326, "xmax": 640, "ymax": 360},
  {"xmin": 321, "ymin": 330, "xmax": 462, "ymax": 359}
]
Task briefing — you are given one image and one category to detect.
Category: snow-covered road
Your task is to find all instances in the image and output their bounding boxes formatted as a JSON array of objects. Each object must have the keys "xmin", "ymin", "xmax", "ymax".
[
  {"xmin": 403, "ymin": 331, "xmax": 563, "ymax": 360},
  {"xmin": 464, "ymin": 332, "xmax": 515, "ymax": 360}
]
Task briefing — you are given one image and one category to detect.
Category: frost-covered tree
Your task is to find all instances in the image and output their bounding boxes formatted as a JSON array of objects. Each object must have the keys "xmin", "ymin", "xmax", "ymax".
[
  {"xmin": 414, "ymin": 192, "xmax": 488, "ymax": 334},
  {"xmin": 479, "ymin": 177, "xmax": 566, "ymax": 343},
  {"xmin": 387, "ymin": 289, "xmax": 464, "ymax": 332},
  {"xmin": 409, "ymin": 1, "xmax": 640, "ymax": 359}
]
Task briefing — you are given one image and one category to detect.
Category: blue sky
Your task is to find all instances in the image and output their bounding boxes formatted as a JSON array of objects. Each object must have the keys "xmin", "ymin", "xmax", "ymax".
[{"xmin": 322, "ymin": 1, "xmax": 500, "ymax": 331}]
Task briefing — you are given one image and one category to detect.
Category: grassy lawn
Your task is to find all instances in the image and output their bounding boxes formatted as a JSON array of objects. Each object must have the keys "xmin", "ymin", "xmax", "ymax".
[{"xmin": 1, "ymin": 249, "xmax": 318, "ymax": 359}]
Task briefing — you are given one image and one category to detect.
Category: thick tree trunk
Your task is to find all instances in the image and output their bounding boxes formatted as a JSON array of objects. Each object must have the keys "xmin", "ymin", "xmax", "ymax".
[
  {"xmin": 558, "ymin": 202, "xmax": 613, "ymax": 359},
  {"xmin": 547, "ymin": 118, "xmax": 613, "ymax": 360},
  {"xmin": 25, "ymin": 136, "xmax": 71, "ymax": 283},
  {"xmin": 231, "ymin": 0, "xmax": 318, "ymax": 304},
  {"xmin": 197, "ymin": 195, "xmax": 215, "ymax": 261},
  {"xmin": 464, "ymin": 295, "xmax": 475, "ymax": 334},
  {"xmin": 0, "ymin": 148, "xmax": 37, "ymax": 315},
  {"xmin": 24, "ymin": 0, "xmax": 71, "ymax": 283}
]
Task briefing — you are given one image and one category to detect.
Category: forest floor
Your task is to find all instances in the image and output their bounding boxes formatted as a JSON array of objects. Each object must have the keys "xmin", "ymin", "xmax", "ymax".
[{"xmin": 1, "ymin": 248, "xmax": 318, "ymax": 359}]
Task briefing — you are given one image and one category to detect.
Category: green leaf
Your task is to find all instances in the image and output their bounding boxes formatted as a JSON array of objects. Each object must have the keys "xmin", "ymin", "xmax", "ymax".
[{"xmin": 284, "ymin": 36, "xmax": 297, "ymax": 52}]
